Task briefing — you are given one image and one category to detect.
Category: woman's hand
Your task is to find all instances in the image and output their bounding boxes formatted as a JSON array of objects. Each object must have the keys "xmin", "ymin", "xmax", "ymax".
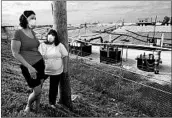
[{"xmin": 28, "ymin": 66, "xmax": 37, "ymax": 79}]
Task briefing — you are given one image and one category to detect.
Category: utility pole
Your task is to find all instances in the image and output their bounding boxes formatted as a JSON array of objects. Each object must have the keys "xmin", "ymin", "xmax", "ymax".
[
  {"xmin": 152, "ymin": 16, "xmax": 157, "ymax": 44},
  {"xmin": 51, "ymin": 1, "xmax": 73, "ymax": 110}
]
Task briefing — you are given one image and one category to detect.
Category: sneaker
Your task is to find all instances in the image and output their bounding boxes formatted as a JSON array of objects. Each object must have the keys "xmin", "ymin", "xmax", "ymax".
[{"xmin": 50, "ymin": 104, "xmax": 56, "ymax": 109}]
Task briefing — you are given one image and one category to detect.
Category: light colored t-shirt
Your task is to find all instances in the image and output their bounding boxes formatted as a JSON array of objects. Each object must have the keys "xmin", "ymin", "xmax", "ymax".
[
  {"xmin": 39, "ymin": 43, "xmax": 68, "ymax": 75},
  {"xmin": 12, "ymin": 29, "xmax": 42, "ymax": 65}
]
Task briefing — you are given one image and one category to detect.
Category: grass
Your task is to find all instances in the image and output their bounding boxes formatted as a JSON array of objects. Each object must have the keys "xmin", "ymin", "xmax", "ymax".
[
  {"xmin": 1, "ymin": 39, "xmax": 74, "ymax": 117},
  {"xmin": 69, "ymin": 56, "xmax": 172, "ymax": 117},
  {"xmin": 1, "ymin": 38, "xmax": 171, "ymax": 117}
]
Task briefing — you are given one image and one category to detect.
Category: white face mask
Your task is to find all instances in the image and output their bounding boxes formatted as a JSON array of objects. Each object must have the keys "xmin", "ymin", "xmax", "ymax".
[
  {"xmin": 23, "ymin": 13, "xmax": 36, "ymax": 29},
  {"xmin": 28, "ymin": 19, "xmax": 36, "ymax": 29},
  {"xmin": 48, "ymin": 35, "xmax": 55, "ymax": 43}
]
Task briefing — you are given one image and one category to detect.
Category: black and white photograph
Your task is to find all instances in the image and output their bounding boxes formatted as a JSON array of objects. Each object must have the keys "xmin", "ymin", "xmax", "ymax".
[{"xmin": 1, "ymin": 0, "xmax": 172, "ymax": 117}]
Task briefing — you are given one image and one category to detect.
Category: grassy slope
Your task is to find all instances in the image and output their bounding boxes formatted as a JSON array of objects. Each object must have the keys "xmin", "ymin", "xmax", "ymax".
[
  {"xmin": 1, "ymin": 38, "xmax": 171, "ymax": 117},
  {"xmin": 69, "ymin": 57, "xmax": 172, "ymax": 117}
]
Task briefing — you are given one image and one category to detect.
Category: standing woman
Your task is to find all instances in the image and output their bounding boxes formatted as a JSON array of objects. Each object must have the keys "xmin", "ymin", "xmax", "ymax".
[
  {"xmin": 11, "ymin": 10, "xmax": 46, "ymax": 113},
  {"xmin": 39, "ymin": 29, "xmax": 68, "ymax": 108}
]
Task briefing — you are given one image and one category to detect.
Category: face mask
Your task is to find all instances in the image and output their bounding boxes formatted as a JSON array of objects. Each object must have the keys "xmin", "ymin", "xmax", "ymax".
[
  {"xmin": 23, "ymin": 13, "xmax": 36, "ymax": 29},
  {"xmin": 47, "ymin": 35, "xmax": 55, "ymax": 43},
  {"xmin": 28, "ymin": 19, "xmax": 36, "ymax": 29}
]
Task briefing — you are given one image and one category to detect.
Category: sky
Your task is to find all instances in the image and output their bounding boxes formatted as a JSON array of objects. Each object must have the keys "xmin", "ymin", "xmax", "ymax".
[{"xmin": 1, "ymin": 1, "xmax": 171, "ymax": 26}]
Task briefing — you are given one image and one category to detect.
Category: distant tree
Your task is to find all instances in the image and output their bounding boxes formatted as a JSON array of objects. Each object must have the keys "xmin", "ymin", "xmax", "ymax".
[{"xmin": 161, "ymin": 16, "xmax": 170, "ymax": 25}]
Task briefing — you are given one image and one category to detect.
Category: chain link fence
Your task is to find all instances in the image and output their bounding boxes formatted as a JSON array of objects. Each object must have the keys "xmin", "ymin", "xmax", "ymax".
[
  {"xmin": 3, "ymin": 26, "xmax": 171, "ymax": 116},
  {"xmin": 68, "ymin": 45, "xmax": 172, "ymax": 117},
  {"xmin": 34, "ymin": 26, "xmax": 171, "ymax": 116}
]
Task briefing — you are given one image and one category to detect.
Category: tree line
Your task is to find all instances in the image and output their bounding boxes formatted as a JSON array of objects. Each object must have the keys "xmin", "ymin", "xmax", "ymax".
[{"xmin": 161, "ymin": 16, "xmax": 172, "ymax": 25}]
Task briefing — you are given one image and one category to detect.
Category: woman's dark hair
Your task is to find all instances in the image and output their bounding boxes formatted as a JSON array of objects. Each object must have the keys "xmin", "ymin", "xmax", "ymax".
[
  {"xmin": 19, "ymin": 10, "xmax": 35, "ymax": 29},
  {"xmin": 45, "ymin": 29, "xmax": 60, "ymax": 46}
]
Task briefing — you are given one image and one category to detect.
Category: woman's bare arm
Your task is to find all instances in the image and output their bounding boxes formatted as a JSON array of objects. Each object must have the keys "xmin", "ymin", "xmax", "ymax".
[
  {"xmin": 11, "ymin": 40, "xmax": 37, "ymax": 78},
  {"xmin": 11, "ymin": 40, "xmax": 31, "ymax": 68}
]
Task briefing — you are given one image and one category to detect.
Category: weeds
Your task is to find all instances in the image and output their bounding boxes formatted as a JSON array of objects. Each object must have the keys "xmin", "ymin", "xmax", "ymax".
[{"xmin": 1, "ymin": 38, "xmax": 171, "ymax": 117}]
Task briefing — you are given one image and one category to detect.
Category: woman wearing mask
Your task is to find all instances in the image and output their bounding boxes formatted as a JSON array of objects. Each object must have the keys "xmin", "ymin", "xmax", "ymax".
[
  {"xmin": 11, "ymin": 10, "xmax": 46, "ymax": 113},
  {"xmin": 39, "ymin": 29, "xmax": 68, "ymax": 109}
]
